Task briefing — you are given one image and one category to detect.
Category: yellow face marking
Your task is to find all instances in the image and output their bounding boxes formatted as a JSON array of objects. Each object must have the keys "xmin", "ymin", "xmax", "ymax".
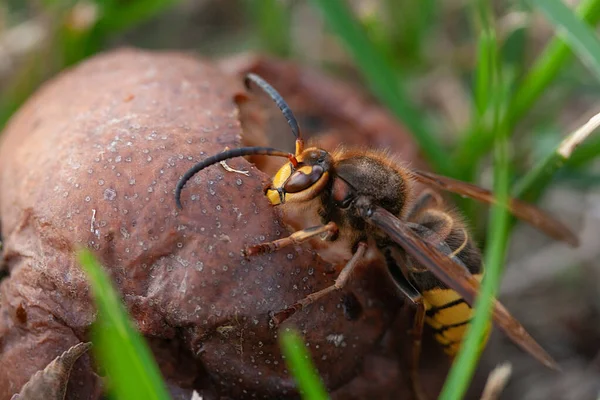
[
  {"xmin": 267, "ymin": 163, "xmax": 293, "ymax": 205},
  {"xmin": 266, "ymin": 156, "xmax": 330, "ymax": 205},
  {"xmin": 267, "ymin": 189, "xmax": 281, "ymax": 205},
  {"xmin": 273, "ymin": 163, "xmax": 292, "ymax": 188}
]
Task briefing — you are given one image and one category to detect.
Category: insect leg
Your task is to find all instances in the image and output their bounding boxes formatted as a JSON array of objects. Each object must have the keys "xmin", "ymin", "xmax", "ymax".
[
  {"xmin": 270, "ymin": 242, "xmax": 367, "ymax": 326},
  {"xmin": 410, "ymin": 301, "xmax": 427, "ymax": 400},
  {"xmin": 244, "ymin": 222, "xmax": 338, "ymax": 257},
  {"xmin": 384, "ymin": 248, "xmax": 428, "ymax": 400}
]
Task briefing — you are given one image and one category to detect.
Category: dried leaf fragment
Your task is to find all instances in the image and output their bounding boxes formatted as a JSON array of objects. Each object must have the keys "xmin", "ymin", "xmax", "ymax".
[{"xmin": 11, "ymin": 342, "xmax": 92, "ymax": 400}]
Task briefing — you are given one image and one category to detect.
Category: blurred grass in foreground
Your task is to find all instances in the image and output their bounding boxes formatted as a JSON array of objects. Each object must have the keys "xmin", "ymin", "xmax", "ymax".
[
  {"xmin": 77, "ymin": 249, "xmax": 170, "ymax": 400},
  {"xmin": 279, "ymin": 329, "xmax": 330, "ymax": 400},
  {"xmin": 440, "ymin": 0, "xmax": 512, "ymax": 398}
]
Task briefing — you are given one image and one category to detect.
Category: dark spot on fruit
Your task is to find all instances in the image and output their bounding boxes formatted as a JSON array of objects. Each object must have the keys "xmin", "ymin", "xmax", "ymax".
[
  {"xmin": 342, "ymin": 292, "xmax": 362, "ymax": 321},
  {"xmin": 16, "ymin": 303, "xmax": 27, "ymax": 324}
]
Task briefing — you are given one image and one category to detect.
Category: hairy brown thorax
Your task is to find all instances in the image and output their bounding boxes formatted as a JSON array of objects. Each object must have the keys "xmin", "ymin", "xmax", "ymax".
[{"xmin": 175, "ymin": 73, "xmax": 576, "ymax": 390}]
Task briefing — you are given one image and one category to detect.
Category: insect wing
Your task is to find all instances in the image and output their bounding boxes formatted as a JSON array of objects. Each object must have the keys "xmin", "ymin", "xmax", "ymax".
[
  {"xmin": 410, "ymin": 170, "xmax": 579, "ymax": 247},
  {"xmin": 364, "ymin": 206, "xmax": 559, "ymax": 370}
]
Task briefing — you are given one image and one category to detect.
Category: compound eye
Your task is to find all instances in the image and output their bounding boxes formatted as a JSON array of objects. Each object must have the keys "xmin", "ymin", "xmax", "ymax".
[
  {"xmin": 332, "ymin": 178, "xmax": 354, "ymax": 208},
  {"xmin": 284, "ymin": 165, "xmax": 324, "ymax": 193}
]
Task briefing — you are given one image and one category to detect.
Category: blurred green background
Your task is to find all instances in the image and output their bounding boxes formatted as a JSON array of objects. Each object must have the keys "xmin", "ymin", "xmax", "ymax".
[{"xmin": 3, "ymin": 1, "xmax": 600, "ymax": 399}]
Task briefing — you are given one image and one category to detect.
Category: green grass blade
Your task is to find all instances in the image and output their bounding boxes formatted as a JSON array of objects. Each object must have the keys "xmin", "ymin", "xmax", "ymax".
[
  {"xmin": 96, "ymin": 0, "xmax": 181, "ymax": 33},
  {"xmin": 510, "ymin": 0, "xmax": 600, "ymax": 125},
  {"xmin": 474, "ymin": 31, "xmax": 494, "ymax": 116},
  {"xmin": 453, "ymin": 1, "xmax": 503, "ymax": 181},
  {"xmin": 280, "ymin": 329, "xmax": 329, "ymax": 400},
  {"xmin": 453, "ymin": 0, "xmax": 600, "ymax": 181},
  {"xmin": 381, "ymin": 0, "xmax": 435, "ymax": 67},
  {"xmin": 569, "ymin": 133, "xmax": 600, "ymax": 167},
  {"xmin": 307, "ymin": 0, "xmax": 455, "ymax": 176},
  {"xmin": 441, "ymin": 2, "xmax": 511, "ymax": 397},
  {"xmin": 530, "ymin": 0, "xmax": 600, "ymax": 81},
  {"xmin": 77, "ymin": 249, "xmax": 171, "ymax": 400},
  {"xmin": 439, "ymin": 105, "xmax": 511, "ymax": 400},
  {"xmin": 513, "ymin": 110, "xmax": 600, "ymax": 202},
  {"xmin": 455, "ymin": 4, "xmax": 500, "ymax": 220},
  {"xmin": 249, "ymin": 0, "xmax": 292, "ymax": 57},
  {"xmin": 0, "ymin": 54, "xmax": 45, "ymax": 130},
  {"xmin": 455, "ymin": 0, "xmax": 507, "ymax": 223}
]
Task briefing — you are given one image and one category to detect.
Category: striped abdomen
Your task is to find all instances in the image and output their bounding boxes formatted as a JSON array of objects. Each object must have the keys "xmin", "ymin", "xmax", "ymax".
[
  {"xmin": 408, "ymin": 208, "xmax": 491, "ymax": 355},
  {"xmin": 422, "ymin": 274, "xmax": 486, "ymax": 355}
]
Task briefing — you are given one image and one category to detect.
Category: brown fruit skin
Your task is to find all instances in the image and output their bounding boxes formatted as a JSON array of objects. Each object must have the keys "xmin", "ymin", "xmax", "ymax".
[{"xmin": 0, "ymin": 49, "xmax": 400, "ymax": 399}]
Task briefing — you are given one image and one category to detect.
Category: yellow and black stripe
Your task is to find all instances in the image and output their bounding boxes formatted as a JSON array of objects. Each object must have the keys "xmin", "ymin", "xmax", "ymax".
[
  {"xmin": 422, "ymin": 278, "xmax": 488, "ymax": 355},
  {"xmin": 408, "ymin": 208, "xmax": 491, "ymax": 355}
]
